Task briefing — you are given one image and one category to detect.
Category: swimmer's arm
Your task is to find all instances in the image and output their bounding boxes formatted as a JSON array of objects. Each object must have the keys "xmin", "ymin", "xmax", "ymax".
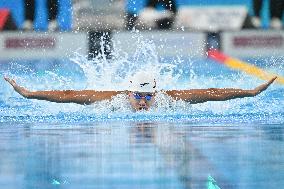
[
  {"xmin": 4, "ymin": 77, "xmax": 125, "ymax": 105},
  {"xmin": 165, "ymin": 77, "xmax": 277, "ymax": 104}
]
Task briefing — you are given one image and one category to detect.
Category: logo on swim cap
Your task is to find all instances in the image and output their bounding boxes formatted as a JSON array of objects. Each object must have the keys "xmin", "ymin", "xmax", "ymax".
[{"xmin": 129, "ymin": 72, "xmax": 156, "ymax": 92}]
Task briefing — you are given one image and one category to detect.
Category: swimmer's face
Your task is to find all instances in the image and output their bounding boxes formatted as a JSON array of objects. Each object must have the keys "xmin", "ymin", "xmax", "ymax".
[{"xmin": 128, "ymin": 92, "xmax": 155, "ymax": 111}]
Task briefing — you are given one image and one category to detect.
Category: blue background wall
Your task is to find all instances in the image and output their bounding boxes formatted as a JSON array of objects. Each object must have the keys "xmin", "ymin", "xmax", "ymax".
[
  {"xmin": 0, "ymin": 0, "xmax": 72, "ymax": 31},
  {"xmin": 0, "ymin": 0, "xmax": 282, "ymax": 30},
  {"xmin": 127, "ymin": 0, "xmax": 281, "ymax": 29}
]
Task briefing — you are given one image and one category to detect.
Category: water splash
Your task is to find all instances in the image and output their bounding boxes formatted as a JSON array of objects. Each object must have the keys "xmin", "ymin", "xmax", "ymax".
[{"xmin": 1, "ymin": 33, "xmax": 283, "ymax": 124}]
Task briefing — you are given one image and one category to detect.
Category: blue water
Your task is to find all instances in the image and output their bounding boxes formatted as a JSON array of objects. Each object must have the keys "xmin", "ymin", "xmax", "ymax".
[
  {"xmin": 0, "ymin": 123, "xmax": 283, "ymax": 189},
  {"xmin": 0, "ymin": 51, "xmax": 284, "ymax": 188}
]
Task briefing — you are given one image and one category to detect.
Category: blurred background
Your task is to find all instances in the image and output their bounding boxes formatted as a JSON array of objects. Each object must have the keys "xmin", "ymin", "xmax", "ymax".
[
  {"xmin": 0, "ymin": 0, "xmax": 283, "ymax": 30},
  {"xmin": 0, "ymin": 0, "xmax": 283, "ymax": 60}
]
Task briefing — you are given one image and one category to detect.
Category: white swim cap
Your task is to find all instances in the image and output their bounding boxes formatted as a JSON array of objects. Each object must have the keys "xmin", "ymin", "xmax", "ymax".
[{"xmin": 129, "ymin": 72, "xmax": 157, "ymax": 92}]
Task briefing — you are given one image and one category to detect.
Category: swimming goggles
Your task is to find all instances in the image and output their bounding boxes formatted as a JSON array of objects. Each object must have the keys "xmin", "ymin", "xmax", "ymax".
[{"xmin": 133, "ymin": 92, "xmax": 153, "ymax": 101}]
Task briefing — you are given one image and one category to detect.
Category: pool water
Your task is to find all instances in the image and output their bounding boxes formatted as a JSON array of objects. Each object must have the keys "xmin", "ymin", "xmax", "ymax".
[
  {"xmin": 0, "ymin": 49, "xmax": 284, "ymax": 188},
  {"xmin": 0, "ymin": 123, "xmax": 283, "ymax": 189}
]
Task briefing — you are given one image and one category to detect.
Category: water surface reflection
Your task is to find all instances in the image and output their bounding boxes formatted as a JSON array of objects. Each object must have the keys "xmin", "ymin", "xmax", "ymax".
[{"xmin": 0, "ymin": 123, "xmax": 283, "ymax": 189}]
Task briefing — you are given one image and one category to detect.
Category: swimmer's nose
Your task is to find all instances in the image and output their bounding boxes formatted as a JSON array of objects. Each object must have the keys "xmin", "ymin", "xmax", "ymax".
[
  {"xmin": 139, "ymin": 100, "xmax": 147, "ymax": 107},
  {"xmin": 138, "ymin": 100, "xmax": 148, "ymax": 110}
]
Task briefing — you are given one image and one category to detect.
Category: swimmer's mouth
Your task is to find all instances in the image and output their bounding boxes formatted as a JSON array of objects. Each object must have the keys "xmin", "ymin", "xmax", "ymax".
[{"xmin": 138, "ymin": 107, "xmax": 148, "ymax": 111}]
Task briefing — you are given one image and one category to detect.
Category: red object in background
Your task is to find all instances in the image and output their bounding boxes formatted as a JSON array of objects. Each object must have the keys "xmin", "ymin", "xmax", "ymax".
[
  {"xmin": 0, "ymin": 9, "xmax": 17, "ymax": 30},
  {"xmin": 0, "ymin": 9, "xmax": 9, "ymax": 30},
  {"xmin": 207, "ymin": 49, "xmax": 229, "ymax": 63}
]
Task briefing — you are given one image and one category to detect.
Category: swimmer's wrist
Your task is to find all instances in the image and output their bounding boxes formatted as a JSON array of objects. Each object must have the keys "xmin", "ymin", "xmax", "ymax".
[
  {"xmin": 25, "ymin": 92, "xmax": 32, "ymax": 98},
  {"xmin": 21, "ymin": 89, "xmax": 32, "ymax": 98}
]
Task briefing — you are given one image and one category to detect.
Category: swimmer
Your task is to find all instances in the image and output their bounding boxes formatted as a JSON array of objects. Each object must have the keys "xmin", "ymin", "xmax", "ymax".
[{"xmin": 4, "ymin": 74, "xmax": 277, "ymax": 111}]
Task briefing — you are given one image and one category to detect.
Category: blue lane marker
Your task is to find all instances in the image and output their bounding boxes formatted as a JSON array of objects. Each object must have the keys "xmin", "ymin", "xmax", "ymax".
[
  {"xmin": 52, "ymin": 179, "xmax": 61, "ymax": 185},
  {"xmin": 207, "ymin": 175, "xmax": 221, "ymax": 189}
]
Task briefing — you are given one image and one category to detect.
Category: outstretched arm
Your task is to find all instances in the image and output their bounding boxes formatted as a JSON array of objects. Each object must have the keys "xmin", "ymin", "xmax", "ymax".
[
  {"xmin": 4, "ymin": 77, "xmax": 125, "ymax": 105},
  {"xmin": 165, "ymin": 77, "xmax": 277, "ymax": 104}
]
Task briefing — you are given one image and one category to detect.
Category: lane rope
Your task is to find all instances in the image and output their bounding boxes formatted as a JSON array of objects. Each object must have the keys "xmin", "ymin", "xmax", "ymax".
[{"xmin": 207, "ymin": 49, "xmax": 284, "ymax": 85}]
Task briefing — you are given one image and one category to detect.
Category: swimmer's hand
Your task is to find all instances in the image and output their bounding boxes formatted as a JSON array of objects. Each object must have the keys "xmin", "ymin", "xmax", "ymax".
[
  {"xmin": 253, "ymin": 76, "xmax": 277, "ymax": 96},
  {"xmin": 4, "ymin": 77, "xmax": 31, "ymax": 98}
]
